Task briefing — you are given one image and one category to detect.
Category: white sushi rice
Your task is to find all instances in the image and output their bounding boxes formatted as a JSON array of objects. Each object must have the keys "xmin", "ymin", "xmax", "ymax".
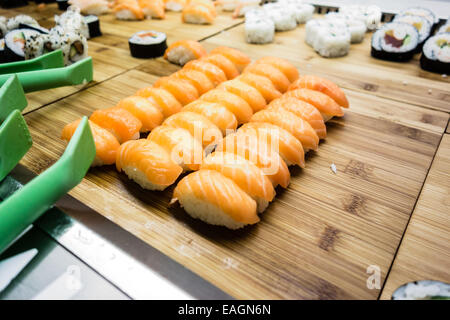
[
  {"xmin": 165, "ymin": 1, "xmax": 185, "ymax": 12},
  {"xmin": 55, "ymin": 6, "xmax": 89, "ymax": 39},
  {"xmin": 306, "ymin": 19, "xmax": 350, "ymax": 57},
  {"xmin": 166, "ymin": 45, "xmax": 198, "ymax": 65},
  {"xmin": 6, "ymin": 15, "xmax": 39, "ymax": 31},
  {"xmin": 325, "ymin": 13, "xmax": 367, "ymax": 44},
  {"xmin": 340, "ymin": 5, "xmax": 381, "ymax": 31},
  {"xmin": 245, "ymin": 17, "xmax": 275, "ymax": 44},
  {"xmin": 398, "ymin": 6, "xmax": 438, "ymax": 26},
  {"xmin": 123, "ymin": 166, "xmax": 168, "ymax": 191},
  {"xmin": 438, "ymin": 24, "xmax": 450, "ymax": 34},
  {"xmin": 423, "ymin": 33, "xmax": 450, "ymax": 63},
  {"xmin": 176, "ymin": 194, "xmax": 246, "ymax": 229},
  {"xmin": 263, "ymin": 3, "xmax": 297, "ymax": 31},
  {"xmin": 115, "ymin": 10, "xmax": 139, "ymax": 21},
  {"xmin": 129, "ymin": 30, "xmax": 166, "ymax": 45},
  {"xmin": 24, "ymin": 34, "xmax": 46, "ymax": 60}
]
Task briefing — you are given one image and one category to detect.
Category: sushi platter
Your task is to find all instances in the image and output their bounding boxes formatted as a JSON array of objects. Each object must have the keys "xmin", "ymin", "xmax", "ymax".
[{"xmin": 0, "ymin": 0, "xmax": 449, "ymax": 300}]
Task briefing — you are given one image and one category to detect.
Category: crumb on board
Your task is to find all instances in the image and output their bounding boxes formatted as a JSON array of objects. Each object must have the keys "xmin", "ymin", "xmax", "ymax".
[
  {"xmin": 330, "ymin": 163, "xmax": 337, "ymax": 174},
  {"xmin": 402, "ymin": 80, "xmax": 408, "ymax": 86},
  {"xmin": 428, "ymin": 89, "xmax": 432, "ymax": 94},
  {"xmin": 442, "ymin": 74, "xmax": 447, "ymax": 78}
]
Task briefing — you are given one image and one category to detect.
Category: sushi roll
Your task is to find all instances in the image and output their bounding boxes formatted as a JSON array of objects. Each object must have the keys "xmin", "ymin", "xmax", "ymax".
[
  {"xmin": 129, "ymin": 31, "xmax": 167, "ymax": 59},
  {"xmin": 84, "ymin": 15, "xmax": 102, "ymax": 39},
  {"xmin": 164, "ymin": 40, "xmax": 207, "ymax": 66},
  {"xmin": 68, "ymin": 0, "xmax": 110, "ymax": 15},
  {"xmin": 371, "ymin": 22, "xmax": 419, "ymax": 62},
  {"xmin": 172, "ymin": 169, "xmax": 259, "ymax": 230},
  {"xmin": 4, "ymin": 29, "xmax": 41, "ymax": 62},
  {"xmin": 238, "ymin": 122, "xmax": 305, "ymax": 167},
  {"xmin": 397, "ymin": 7, "xmax": 438, "ymax": 28},
  {"xmin": 0, "ymin": 39, "xmax": 6, "ymax": 63},
  {"xmin": 263, "ymin": 3, "xmax": 297, "ymax": 32},
  {"xmin": 18, "ymin": 23, "xmax": 49, "ymax": 35},
  {"xmin": 250, "ymin": 108, "xmax": 319, "ymax": 152},
  {"xmin": 325, "ymin": 13, "xmax": 366, "ymax": 44},
  {"xmin": 201, "ymin": 151, "xmax": 276, "ymax": 213},
  {"xmin": 420, "ymin": 33, "xmax": 450, "ymax": 74},
  {"xmin": 245, "ymin": 15, "xmax": 275, "ymax": 44},
  {"xmin": 200, "ymin": 89, "xmax": 254, "ymax": 124},
  {"xmin": 182, "ymin": 3, "xmax": 215, "ymax": 25},
  {"xmin": 288, "ymin": 75, "xmax": 349, "ymax": 108},
  {"xmin": 60, "ymin": 31, "xmax": 89, "ymax": 65},
  {"xmin": 57, "ymin": 0, "xmax": 70, "ymax": 10},
  {"xmin": 90, "ymin": 107, "xmax": 142, "ymax": 143},
  {"xmin": 284, "ymin": 88, "xmax": 344, "ymax": 122},
  {"xmin": 392, "ymin": 280, "xmax": 450, "ymax": 300},
  {"xmin": 307, "ymin": 20, "xmax": 351, "ymax": 58},
  {"xmin": 183, "ymin": 100, "xmax": 238, "ymax": 135},
  {"xmin": 24, "ymin": 33, "xmax": 47, "ymax": 60},
  {"xmin": 139, "ymin": 0, "xmax": 165, "ymax": 19},
  {"xmin": 165, "ymin": 0, "xmax": 187, "ymax": 12},
  {"xmin": 147, "ymin": 126, "xmax": 204, "ymax": 171},
  {"xmin": 216, "ymin": 132, "xmax": 290, "ymax": 188},
  {"xmin": 55, "ymin": 6, "xmax": 90, "ymax": 39},
  {"xmin": 437, "ymin": 23, "xmax": 450, "ymax": 35},
  {"xmin": 291, "ymin": 3, "xmax": 314, "ymax": 24},
  {"xmin": 394, "ymin": 14, "xmax": 432, "ymax": 50},
  {"xmin": 113, "ymin": 0, "xmax": 145, "ymax": 20},
  {"xmin": 162, "ymin": 111, "xmax": 223, "ymax": 148},
  {"xmin": 116, "ymin": 96, "xmax": 164, "ymax": 132},
  {"xmin": 116, "ymin": 139, "xmax": 183, "ymax": 191},
  {"xmin": 339, "ymin": 5, "xmax": 381, "ymax": 31},
  {"xmin": 6, "ymin": 15, "xmax": 39, "ymax": 31},
  {"xmin": 61, "ymin": 119, "xmax": 120, "ymax": 167}
]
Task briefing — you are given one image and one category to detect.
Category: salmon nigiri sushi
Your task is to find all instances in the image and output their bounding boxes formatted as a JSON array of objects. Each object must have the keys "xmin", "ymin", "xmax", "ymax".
[
  {"xmin": 164, "ymin": 40, "xmax": 207, "ymax": 66},
  {"xmin": 238, "ymin": 122, "xmax": 305, "ymax": 168},
  {"xmin": 139, "ymin": 0, "xmax": 165, "ymax": 19},
  {"xmin": 183, "ymin": 100, "xmax": 238, "ymax": 134},
  {"xmin": 165, "ymin": 0, "xmax": 187, "ymax": 11},
  {"xmin": 202, "ymin": 152, "xmax": 275, "ymax": 212},
  {"xmin": 90, "ymin": 107, "xmax": 142, "ymax": 143},
  {"xmin": 116, "ymin": 139, "xmax": 183, "ymax": 190},
  {"xmin": 244, "ymin": 63, "xmax": 290, "ymax": 93},
  {"xmin": 200, "ymin": 89, "xmax": 253, "ymax": 124},
  {"xmin": 217, "ymin": 79, "xmax": 267, "ymax": 112},
  {"xmin": 183, "ymin": 60, "xmax": 227, "ymax": 87},
  {"xmin": 172, "ymin": 169, "xmax": 259, "ymax": 229},
  {"xmin": 288, "ymin": 75, "xmax": 349, "ymax": 108},
  {"xmin": 172, "ymin": 69, "xmax": 214, "ymax": 95},
  {"xmin": 135, "ymin": 87, "xmax": 182, "ymax": 118},
  {"xmin": 147, "ymin": 126, "xmax": 204, "ymax": 171},
  {"xmin": 237, "ymin": 73, "xmax": 282, "ymax": 103},
  {"xmin": 116, "ymin": 96, "xmax": 164, "ymax": 132},
  {"xmin": 255, "ymin": 57, "xmax": 299, "ymax": 83},
  {"xmin": 268, "ymin": 97, "xmax": 327, "ymax": 139},
  {"xmin": 250, "ymin": 108, "xmax": 319, "ymax": 152},
  {"xmin": 113, "ymin": 1, "xmax": 145, "ymax": 20},
  {"xmin": 284, "ymin": 88, "xmax": 344, "ymax": 122},
  {"xmin": 162, "ymin": 111, "xmax": 222, "ymax": 149},
  {"xmin": 209, "ymin": 46, "xmax": 251, "ymax": 73},
  {"xmin": 201, "ymin": 54, "xmax": 240, "ymax": 80},
  {"xmin": 182, "ymin": 3, "xmax": 215, "ymax": 25},
  {"xmin": 216, "ymin": 132, "xmax": 290, "ymax": 188},
  {"xmin": 61, "ymin": 119, "xmax": 120, "ymax": 167},
  {"xmin": 153, "ymin": 77, "xmax": 199, "ymax": 106}
]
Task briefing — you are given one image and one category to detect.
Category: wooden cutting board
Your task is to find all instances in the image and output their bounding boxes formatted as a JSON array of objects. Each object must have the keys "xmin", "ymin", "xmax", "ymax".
[{"xmin": 5, "ymin": 4, "xmax": 450, "ymax": 299}]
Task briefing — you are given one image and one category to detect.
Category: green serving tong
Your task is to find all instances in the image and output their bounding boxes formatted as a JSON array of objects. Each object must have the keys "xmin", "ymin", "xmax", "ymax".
[
  {"xmin": 0, "ymin": 74, "xmax": 28, "ymax": 122},
  {"xmin": 0, "ymin": 57, "xmax": 93, "ymax": 92},
  {"xmin": 0, "ymin": 116, "xmax": 95, "ymax": 253},
  {"xmin": 0, "ymin": 50, "xmax": 64, "ymax": 75},
  {"xmin": 0, "ymin": 110, "xmax": 32, "ymax": 182}
]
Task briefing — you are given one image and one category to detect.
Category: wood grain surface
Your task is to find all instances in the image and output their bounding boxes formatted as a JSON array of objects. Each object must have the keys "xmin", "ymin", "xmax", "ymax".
[
  {"xmin": 380, "ymin": 134, "xmax": 450, "ymax": 299},
  {"xmin": 4, "ymin": 3, "xmax": 450, "ymax": 299}
]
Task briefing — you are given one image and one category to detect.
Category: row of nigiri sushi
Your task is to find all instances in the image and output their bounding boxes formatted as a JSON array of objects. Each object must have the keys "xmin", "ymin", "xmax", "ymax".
[
  {"xmin": 62, "ymin": 45, "xmax": 251, "ymax": 165},
  {"xmin": 171, "ymin": 72, "xmax": 348, "ymax": 229}
]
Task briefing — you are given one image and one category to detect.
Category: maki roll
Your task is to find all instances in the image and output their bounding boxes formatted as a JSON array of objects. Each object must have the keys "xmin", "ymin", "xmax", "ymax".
[
  {"xmin": 6, "ymin": 15, "xmax": 39, "ymax": 31},
  {"xmin": 84, "ymin": 15, "xmax": 102, "ymax": 38},
  {"xmin": 18, "ymin": 23, "xmax": 49, "ymax": 34},
  {"xmin": 392, "ymin": 280, "xmax": 450, "ymax": 300},
  {"xmin": 340, "ymin": 5, "xmax": 381, "ymax": 31},
  {"xmin": 0, "ymin": 39, "xmax": 6, "ymax": 63},
  {"xmin": 397, "ymin": 7, "xmax": 438, "ymax": 29},
  {"xmin": 263, "ymin": 3, "xmax": 297, "ymax": 31},
  {"xmin": 245, "ymin": 9, "xmax": 274, "ymax": 44},
  {"xmin": 60, "ymin": 32, "xmax": 88, "ymax": 65},
  {"xmin": 325, "ymin": 13, "xmax": 367, "ymax": 44},
  {"xmin": 57, "ymin": 0, "xmax": 70, "ymax": 10},
  {"xmin": 3, "ymin": 29, "xmax": 40, "ymax": 62},
  {"xmin": 437, "ymin": 23, "xmax": 450, "ymax": 35},
  {"xmin": 371, "ymin": 22, "xmax": 419, "ymax": 62},
  {"xmin": 129, "ymin": 31, "xmax": 167, "ymax": 59},
  {"xmin": 55, "ymin": 6, "xmax": 90, "ymax": 39},
  {"xmin": 305, "ymin": 19, "xmax": 351, "ymax": 57},
  {"xmin": 394, "ymin": 15, "xmax": 431, "ymax": 51},
  {"xmin": 420, "ymin": 33, "xmax": 450, "ymax": 74},
  {"xmin": 24, "ymin": 33, "xmax": 47, "ymax": 60}
]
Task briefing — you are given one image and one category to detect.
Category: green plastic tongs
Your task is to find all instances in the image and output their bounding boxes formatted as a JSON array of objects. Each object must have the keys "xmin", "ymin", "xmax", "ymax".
[
  {"xmin": 0, "ymin": 50, "xmax": 93, "ymax": 92},
  {"xmin": 0, "ymin": 53, "xmax": 96, "ymax": 253}
]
